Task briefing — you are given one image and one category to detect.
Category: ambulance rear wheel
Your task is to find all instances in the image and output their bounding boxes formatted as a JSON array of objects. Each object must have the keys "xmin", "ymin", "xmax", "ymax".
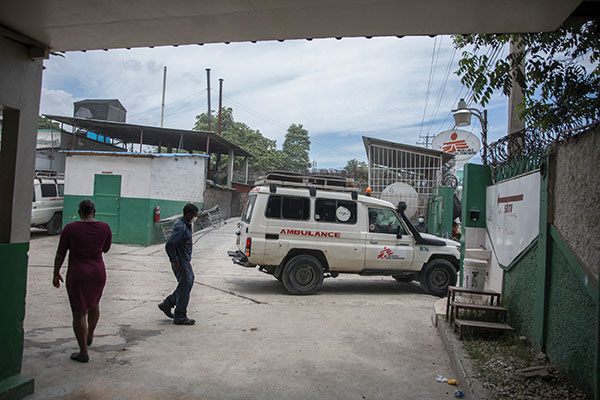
[
  {"xmin": 282, "ymin": 255, "xmax": 324, "ymax": 295},
  {"xmin": 46, "ymin": 213, "xmax": 62, "ymax": 235}
]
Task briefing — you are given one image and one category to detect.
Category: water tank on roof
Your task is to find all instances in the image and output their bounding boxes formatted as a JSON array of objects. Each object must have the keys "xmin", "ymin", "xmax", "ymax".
[{"xmin": 381, "ymin": 182, "xmax": 419, "ymax": 219}]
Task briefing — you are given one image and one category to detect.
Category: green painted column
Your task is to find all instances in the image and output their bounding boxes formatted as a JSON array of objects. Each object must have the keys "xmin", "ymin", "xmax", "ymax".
[
  {"xmin": 0, "ymin": 243, "xmax": 34, "ymax": 398},
  {"xmin": 459, "ymin": 164, "xmax": 492, "ymax": 286}
]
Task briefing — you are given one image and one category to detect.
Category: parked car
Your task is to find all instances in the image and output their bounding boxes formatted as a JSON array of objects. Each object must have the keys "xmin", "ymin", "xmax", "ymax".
[
  {"xmin": 229, "ymin": 172, "xmax": 460, "ymax": 296},
  {"xmin": 31, "ymin": 171, "xmax": 64, "ymax": 235}
]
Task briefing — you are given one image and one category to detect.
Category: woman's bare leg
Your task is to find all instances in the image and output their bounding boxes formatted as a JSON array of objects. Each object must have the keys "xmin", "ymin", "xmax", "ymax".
[
  {"xmin": 87, "ymin": 305, "xmax": 100, "ymax": 345},
  {"xmin": 72, "ymin": 311, "xmax": 88, "ymax": 356}
]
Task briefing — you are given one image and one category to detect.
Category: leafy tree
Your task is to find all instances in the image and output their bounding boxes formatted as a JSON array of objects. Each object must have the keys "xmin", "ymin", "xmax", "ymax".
[
  {"xmin": 38, "ymin": 116, "xmax": 60, "ymax": 130},
  {"xmin": 453, "ymin": 18, "xmax": 599, "ymax": 131},
  {"xmin": 193, "ymin": 107, "xmax": 286, "ymax": 176},
  {"xmin": 282, "ymin": 123, "xmax": 311, "ymax": 172},
  {"xmin": 343, "ymin": 159, "xmax": 368, "ymax": 185}
]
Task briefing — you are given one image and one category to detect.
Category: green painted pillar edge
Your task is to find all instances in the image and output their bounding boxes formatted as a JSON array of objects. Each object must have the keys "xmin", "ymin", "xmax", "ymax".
[
  {"xmin": 548, "ymin": 224, "xmax": 600, "ymax": 400},
  {"xmin": 533, "ymin": 155, "xmax": 550, "ymax": 350},
  {"xmin": 548, "ymin": 225, "xmax": 598, "ymax": 304},
  {"xmin": 0, "ymin": 374, "xmax": 34, "ymax": 400}
]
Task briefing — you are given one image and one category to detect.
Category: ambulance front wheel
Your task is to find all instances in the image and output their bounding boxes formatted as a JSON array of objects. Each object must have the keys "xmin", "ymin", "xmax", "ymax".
[
  {"xmin": 419, "ymin": 258, "xmax": 457, "ymax": 297},
  {"xmin": 282, "ymin": 255, "xmax": 324, "ymax": 295}
]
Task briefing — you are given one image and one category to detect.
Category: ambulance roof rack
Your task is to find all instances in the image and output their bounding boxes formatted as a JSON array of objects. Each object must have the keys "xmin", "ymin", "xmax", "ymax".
[
  {"xmin": 255, "ymin": 171, "xmax": 356, "ymax": 191},
  {"xmin": 34, "ymin": 170, "xmax": 64, "ymax": 179}
]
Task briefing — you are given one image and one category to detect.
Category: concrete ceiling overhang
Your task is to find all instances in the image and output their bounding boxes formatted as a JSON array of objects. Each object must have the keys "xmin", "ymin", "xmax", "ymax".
[{"xmin": 1, "ymin": 0, "xmax": 584, "ymax": 52}]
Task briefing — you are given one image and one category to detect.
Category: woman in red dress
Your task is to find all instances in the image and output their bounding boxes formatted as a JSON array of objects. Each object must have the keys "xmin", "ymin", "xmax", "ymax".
[{"xmin": 53, "ymin": 199, "xmax": 112, "ymax": 363}]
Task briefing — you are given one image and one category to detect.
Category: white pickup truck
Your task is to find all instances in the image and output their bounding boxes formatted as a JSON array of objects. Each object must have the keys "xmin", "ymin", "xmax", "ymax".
[{"xmin": 31, "ymin": 172, "xmax": 64, "ymax": 235}]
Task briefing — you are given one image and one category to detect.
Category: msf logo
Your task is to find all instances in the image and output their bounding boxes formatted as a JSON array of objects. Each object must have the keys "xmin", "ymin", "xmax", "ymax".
[
  {"xmin": 442, "ymin": 132, "xmax": 471, "ymax": 154},
  {"xmin": 377, "ymin": 247, "xmax": 394, "ymax": 259}
]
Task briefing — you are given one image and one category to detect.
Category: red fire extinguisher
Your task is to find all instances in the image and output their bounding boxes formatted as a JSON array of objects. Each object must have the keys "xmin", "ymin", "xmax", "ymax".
[{"xmin": 154, "ymin": 206, "xmax": 161, "ymax": 223}]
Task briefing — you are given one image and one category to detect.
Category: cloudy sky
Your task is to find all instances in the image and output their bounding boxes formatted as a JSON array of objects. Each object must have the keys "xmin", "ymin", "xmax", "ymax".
[{"xmin": 40, "ymin": 36, "xmax": 509, "ymax": 169}]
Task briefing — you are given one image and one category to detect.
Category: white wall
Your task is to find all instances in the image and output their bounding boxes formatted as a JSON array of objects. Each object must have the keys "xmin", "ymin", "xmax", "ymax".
[
  {"xmin": 65, "ymin": 155, "xmax": 152, "ymax": 197},
  {"xmin": 482, "ymin": 170, "xmax": 541, "ymax": 292},
  {"xmin": 486, "ymin": 171, "xmax": 540, "ymax": 266},
  {"xmin": 65, "ymin": 154, "xmax": 206, "ymax": 202},
  {"xmin": 150, "ymin": 156, "xmax": 205, "ymax": 202}
]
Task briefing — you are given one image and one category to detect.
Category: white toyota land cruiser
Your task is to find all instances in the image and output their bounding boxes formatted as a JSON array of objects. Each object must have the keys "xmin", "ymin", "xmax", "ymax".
[
  {"xmin": 31, "ymin": 171, "xmax": 64, "ymax": 235},
  {"xmin": 229, "ymin": 172, "xmax": 460, "ymax": 296}
]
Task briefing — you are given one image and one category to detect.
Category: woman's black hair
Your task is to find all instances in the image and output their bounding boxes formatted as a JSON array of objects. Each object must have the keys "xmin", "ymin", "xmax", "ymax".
[
  {"xmin": 183, "ymin": 203, "xmax": 199, "ymax": 216},
  {"xmin": 79, "ymin": 199, "xmax": 96, "ymax": 217}
]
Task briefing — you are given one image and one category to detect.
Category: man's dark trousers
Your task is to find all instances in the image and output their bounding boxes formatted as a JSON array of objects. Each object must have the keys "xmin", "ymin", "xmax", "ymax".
[{"xmin": 165, "ymin": 261, "xmax": 194, "ymax": 321}]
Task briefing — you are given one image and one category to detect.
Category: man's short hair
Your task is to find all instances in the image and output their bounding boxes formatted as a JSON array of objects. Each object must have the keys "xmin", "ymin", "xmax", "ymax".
[{"xmin": 183, "ymin": 203, "xmax": 199, "ymax": 216}]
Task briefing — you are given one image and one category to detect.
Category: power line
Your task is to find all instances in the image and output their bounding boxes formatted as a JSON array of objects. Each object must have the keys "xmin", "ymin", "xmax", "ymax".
[
  {"xmin": 220, "ymin": 92, "xmax": 362, "ymax": 159},
  {"xmin": 427, "ymin": 46, "xmax": 457, "ymax": 135},
  {"xmin": 419, "ymin": 36, "xmax": 441, "ymax": 137},
  {"xmin": 127, "ymin": 89, "xmax": 207, "ymax": 118}
]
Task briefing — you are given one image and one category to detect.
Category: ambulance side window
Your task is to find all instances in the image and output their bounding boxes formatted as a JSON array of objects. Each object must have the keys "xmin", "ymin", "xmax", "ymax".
[
  {"xmin": 265, "ymin": 195, "xmax": 310, "ymax": 220},
  {"xmin": 368, "ymin": 207, "xmax": 407, "ymax": 235},
  {"xmin": 41, "ymin": 183, "xmax": 57, "ymax": 198},
  {"xmin": 314, "ymin": 199, "xmax": 357, "ymax": 224}
]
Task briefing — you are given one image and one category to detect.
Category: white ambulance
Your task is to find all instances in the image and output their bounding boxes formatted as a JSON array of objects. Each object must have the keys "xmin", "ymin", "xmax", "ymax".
[{"xmin": 229, "ymin": 172, "xmax": 460, "ymax": 296}]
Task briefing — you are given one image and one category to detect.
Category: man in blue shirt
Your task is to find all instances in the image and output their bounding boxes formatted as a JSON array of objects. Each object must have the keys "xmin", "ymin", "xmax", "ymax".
[{"xmin": 158, "ymin": 203, "xmax": 199, "ymax": 325}]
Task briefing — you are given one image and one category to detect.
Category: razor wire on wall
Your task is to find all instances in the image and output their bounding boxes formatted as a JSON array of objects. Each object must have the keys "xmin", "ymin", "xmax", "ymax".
[{"xmin": 485, "ymin": 121, "xmax": 600, "ymax": 182}]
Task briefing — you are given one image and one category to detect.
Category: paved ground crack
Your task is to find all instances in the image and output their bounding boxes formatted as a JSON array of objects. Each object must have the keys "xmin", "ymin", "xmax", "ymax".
[{"xmin": 194, "ymin": 281, "xmax": 266, "ymax": 304}]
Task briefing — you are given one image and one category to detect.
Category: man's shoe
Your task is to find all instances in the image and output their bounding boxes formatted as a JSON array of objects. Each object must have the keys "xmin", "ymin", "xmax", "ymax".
[
  {"xmin": 173, "ymin": 318, "xmax": 196, "ymax": 325},
  {"xmin": 158, "ymin": 302, "xmax": 174, "ymax": 318}
]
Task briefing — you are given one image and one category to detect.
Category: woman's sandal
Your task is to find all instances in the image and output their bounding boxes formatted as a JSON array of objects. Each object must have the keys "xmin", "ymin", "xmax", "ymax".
[
  {"xmin": 70, "ymin": 352, "xmax": 89, "ymax": 363},
  {"xmin": 87, "ymin": 333, "xmax": 93, "ymax": 346}
]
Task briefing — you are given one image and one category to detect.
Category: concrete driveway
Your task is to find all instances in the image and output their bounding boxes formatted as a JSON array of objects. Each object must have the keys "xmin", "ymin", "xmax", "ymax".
[{"xmin": 22, "ymin": 221, "xmax": 458, "ymax": 399}]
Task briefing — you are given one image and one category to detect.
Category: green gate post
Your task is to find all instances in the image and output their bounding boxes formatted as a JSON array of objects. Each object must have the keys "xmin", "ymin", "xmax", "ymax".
[{"xmin": 460, "ymin": 164, "xmax": 492, "ymax": 286}]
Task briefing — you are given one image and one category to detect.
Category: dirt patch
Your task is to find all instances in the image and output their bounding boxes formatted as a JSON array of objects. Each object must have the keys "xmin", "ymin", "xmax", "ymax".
[{"xmin": 464, "ymin": 335, "xmax": 588, "ymax": 399}]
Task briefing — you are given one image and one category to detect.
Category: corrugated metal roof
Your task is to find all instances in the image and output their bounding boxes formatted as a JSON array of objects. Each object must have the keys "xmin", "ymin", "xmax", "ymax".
[
  {"xmin": 61, "ymin": 151, "xmax": 209, "ymax": 158},
  {"xmin": 362, "ymin": 136, "xmax": 454, "ymax": 165},
  {"xmin": 45, "ymin": 115, "xmax": 252, "ymax": 158}
]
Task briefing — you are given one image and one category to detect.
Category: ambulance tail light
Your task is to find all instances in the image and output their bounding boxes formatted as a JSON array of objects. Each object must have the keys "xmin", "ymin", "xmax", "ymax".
[{"xmin": 245, "ymin": 238, "xmax": 252, "ymax": 257}]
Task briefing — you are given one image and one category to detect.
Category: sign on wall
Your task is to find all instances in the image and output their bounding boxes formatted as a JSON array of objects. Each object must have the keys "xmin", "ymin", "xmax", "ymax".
[
  {"xmin": 486, "ymin": 171, "xmax": 541, "ymax": 266},
  {"xmin": 432, "ymin": 129, "xmax": 481, "ymax": 170}
]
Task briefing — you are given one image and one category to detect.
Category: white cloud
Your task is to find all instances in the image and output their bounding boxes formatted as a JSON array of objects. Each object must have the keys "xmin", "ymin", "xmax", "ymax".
[
  {"xmin": 39, "ymin": 88, "xmax": 76, "ymax": 116},
  {"xmin": 40, "ymin": 36, "xmax": 508, "ymax": 168}
]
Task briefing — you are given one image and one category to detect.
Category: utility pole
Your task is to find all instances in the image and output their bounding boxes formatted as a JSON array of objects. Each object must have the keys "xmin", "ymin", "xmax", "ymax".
[
  {"xmin": 160, "ymin": 66, "xmax": 167, "ymax": 128},
  {"xmin": 206, "ymin": 68, "xmax": 212, "ymax": 131},
  {"xmin": 417, "ymin": 133, "xmax": 434, "ymax": 148},
  {"xmin": 218, "ymin": 78, "xmax": 224, "ymax": 136},
  {"xmin": 508, "ymin": 40, "xmax": 526, "ymax": 156}
]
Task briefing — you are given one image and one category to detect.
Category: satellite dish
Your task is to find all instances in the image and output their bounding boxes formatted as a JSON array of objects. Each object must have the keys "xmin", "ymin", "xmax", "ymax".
[{"xmin": 381, "ymin": 182, "xmax": 419, "ymax": 219}]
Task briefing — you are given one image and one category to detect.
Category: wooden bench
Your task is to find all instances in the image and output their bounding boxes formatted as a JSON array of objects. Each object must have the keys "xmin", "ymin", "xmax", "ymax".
[
  {"xmin": 445, "ymin": 286, "xmax": 501, "ymax": 321},
  {"xmin": 451, "ymin": 302, "xmax": 508, "ymax": 324},
  {"xmin": 454, "ymin": 319, "xmax": 514, "ymax": 340}
]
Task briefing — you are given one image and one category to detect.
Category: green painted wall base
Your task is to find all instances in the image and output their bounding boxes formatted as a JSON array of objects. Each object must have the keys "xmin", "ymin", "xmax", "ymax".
[
  {"xmin": 0, "ymin": 243, "xmax": 30, "ymax": 386},
  {"xmin": 0, "ymin": 374, "xmax": 34, "ymax": 400},
  {"xmin": 63, "ymin": 195, "xmax": 203, "ymax": 246},
  {"xmin": 503, "ymin": 229, "xmax": 598, "ymax": 398}
]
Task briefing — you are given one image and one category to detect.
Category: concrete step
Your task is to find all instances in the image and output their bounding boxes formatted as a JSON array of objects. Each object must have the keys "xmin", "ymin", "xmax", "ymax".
[{"xmin": 454, "ymin": 319, "xmax": 514, "ymax": 340}]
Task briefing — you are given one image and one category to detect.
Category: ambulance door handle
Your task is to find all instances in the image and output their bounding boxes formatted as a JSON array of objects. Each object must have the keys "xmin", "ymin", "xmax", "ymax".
[{"xmin": 370, "ymin": 239, "xmax": 378, "ymax": 244}]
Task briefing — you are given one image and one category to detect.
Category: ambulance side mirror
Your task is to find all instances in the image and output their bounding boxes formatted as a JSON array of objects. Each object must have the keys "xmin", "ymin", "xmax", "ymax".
[
  {"xmin": 396, "ymin": 225, "xmax": 403, "ymax": 239},
  {"xmin": 397, "ymin": 201, "xmax": 407, "ymax": 213}
]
